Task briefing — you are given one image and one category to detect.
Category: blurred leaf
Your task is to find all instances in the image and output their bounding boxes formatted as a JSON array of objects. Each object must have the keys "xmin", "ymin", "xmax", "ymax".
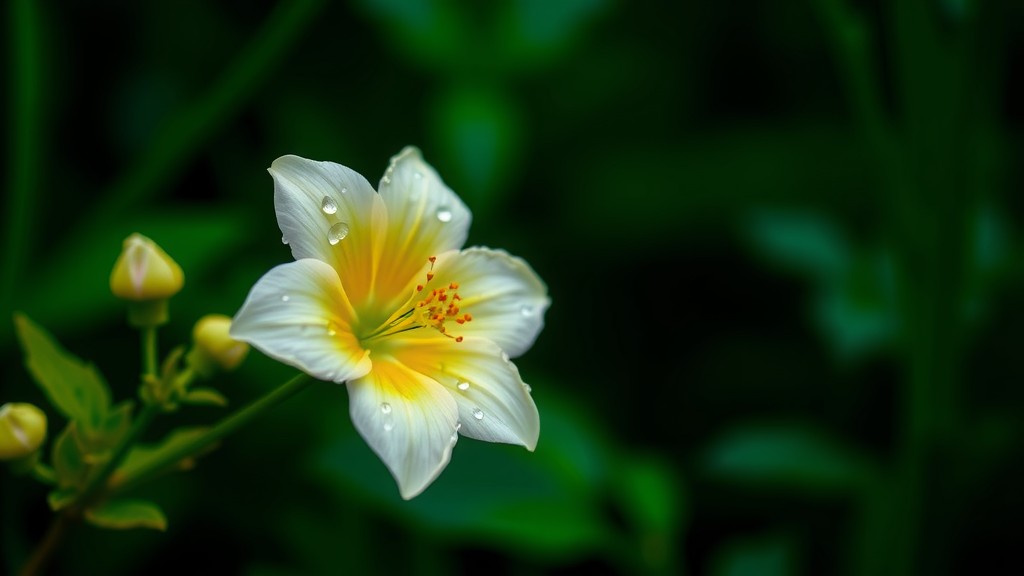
[
  {"xmin": 13, "ymin": 312, "xmax": 111, "ymax": 431},
  {"xmin": 355, "ymin": 0, "xmax": 466, "ymax": 70},
  {"xmin": 80, "ymin": 401, "xmax": 135, "ymax": 457},
  {"xmin": 84, "ymin": 498, "xmax": 167, "ymax": 531},
  {"xmin": 700, "ymin": 422, "xmax": 876, "ymax": 496},
  {"xmin": 47, "ymin": 488, "xmax": 77, "ymax": 512},
  {"xmin": 315, "ymin": 388, "xmax": 613, "ymax": 557},
  {"xmin": 19, "ymin": 210, "xmax": 248, "ymax": 335},
  {"xmin": 430, "ymin": 85, "xmax": 523, "ymax": 217},
  {"xmin": 52, "ymin": 422, "xmax": 88, "ymax": 490},
  {"xmin": 117, "ymin": 426, "xmax": 213, "ymax": 481},
  {"xmin": 496, "ymin": 0, "xmax": 609, "ymax": 71},
  {"xmin": 613, "ymin": 454, "xmax": 684, "ymax": 573},
  {"xmin": 746, "ymin": 209, "xmax": 850, "ymax": 282},
  {"xmin": 711, "ymin": 533, "xmax": 798, "ymax": 576},
  {"xmin": 182, "ymin": 388, "xmax": 228, "ymax": 407}
]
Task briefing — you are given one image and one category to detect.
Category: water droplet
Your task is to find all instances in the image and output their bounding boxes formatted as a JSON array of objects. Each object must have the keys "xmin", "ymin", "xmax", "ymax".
[
  {"xmin": 472, "ymin": 408, "xmax": 484, "ymax": 420},
  {"xmin": 340, "ymin": 187, "xmax": 348, "ymax": 195},
  {"xmin": 327, "ymin": 328, "xmax": 337, "ymax": 337},
  {"xmin": 414, "ymin": 171, "xmax": 423, "ymax": 179},
  {"xmin": 327, "ymin": 222, "xmax": 350, "ymax": 245},
  {"xmin": 454, "ymin": 422, "xmax": 462, "ymax": 433},
  {"xmin": 436, "ymin": 208, "xmax": 453, "ymax": 222},
  {"xmin": 457, "ymin": 381, "xmax": 470, "ymax": 391},
  {"xmin": 383, "ymin": 420, "xmax": 395, "ymax": 432},
  {"xmin": 380, "ymin": 402, "xmax": 392, "ymax": 415},
  {"xmin": 281, "ymin": 235, "xmax": 289, "ymax": 245},
  {"xmin": 523, "ymin": 383, "xmax": 532, "ymax": 393},
  {"xmin": 501, "ymin": 351, "xmax": 510, "ymax": 363},
  {"xmin": 321, "ymin": 196, "xmax": 338, "ymax": 215},
  {"xmin": 280, "ymin": 295, "xmax": 290, "ymax": 302},
  {"xmin": 520, "ymin": 305, "xmax": 534, "ymax": 316}
]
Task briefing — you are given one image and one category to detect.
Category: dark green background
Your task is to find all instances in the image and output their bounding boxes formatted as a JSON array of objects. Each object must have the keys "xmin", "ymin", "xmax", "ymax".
[{"xmin": 3, "ymin": 0, "xmax": 1023, "ymax": 574}]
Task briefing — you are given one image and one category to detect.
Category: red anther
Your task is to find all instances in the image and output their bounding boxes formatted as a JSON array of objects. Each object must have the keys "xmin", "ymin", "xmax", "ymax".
[
  {"xmin": 439, "ymin": 294, "xmax": 447, "ymax": 302},
  {"xmin": 426, "ymin": 273, "xmax": 434, "ymax": 281},
  {"xmin": 416, "ymin": 284, "xmax": 423, "ymax": 292},
  {"xmin": 464, "ymin": 313, "xmax": 473, "ymax": 321},
  {"xmin": 449, "ymin": 282, "xmax": 459, "ymax": 289},
  {"xmin": 428, "ymin": 256, "xmax": 437, "ymax": 264},
  {"xmin": 455, "ymin": 336, "xmax": 464, "ymax": 342},
  {"xmin": 452, "ymin": 294, "xmax": 462, "ymax": 301},
  {"xmin": 456, "ymin": 318, "xmax": 465, "ymax": 324}
]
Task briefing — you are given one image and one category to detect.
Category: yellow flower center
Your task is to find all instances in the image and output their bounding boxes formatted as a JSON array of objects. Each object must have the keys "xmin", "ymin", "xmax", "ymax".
[{"xmin": 359, "ymin": 256, "xmax": 472, "ymax": 346}]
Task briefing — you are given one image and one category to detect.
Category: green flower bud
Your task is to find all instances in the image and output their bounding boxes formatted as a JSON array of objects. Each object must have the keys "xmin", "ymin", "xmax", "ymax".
[
  {"xmin": 0, "ymin": 403, "xmax": 47, "ymax": 460},
  {"xmin": 186, "ymin": 314, "xmax": 250, "ymax": 377},
  {"xmin": 110, "ymin": 233, "xmax": 184, "ymax": 326}
]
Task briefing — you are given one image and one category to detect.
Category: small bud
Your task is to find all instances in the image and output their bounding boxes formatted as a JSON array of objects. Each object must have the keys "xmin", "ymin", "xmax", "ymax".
[
  {"xmin": 110, "ymin": 233, "xmax": 184, "ymax": 326},
  {"xmin": 186, "ymin": 314, "xmax": 250, "ymax": 377},
  {"xmin": 0, "ymin": 403, "xmax": 47, "ymax": 460}
]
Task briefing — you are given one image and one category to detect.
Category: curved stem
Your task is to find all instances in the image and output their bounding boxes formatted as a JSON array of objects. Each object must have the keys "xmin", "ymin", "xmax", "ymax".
[
  {"xmin": 111, "ymin": 373, "xmax": 313, "ymax": 494},
  {"xmin": 17, "ymin": 509, "xmax": 76, "ymax": 576}
]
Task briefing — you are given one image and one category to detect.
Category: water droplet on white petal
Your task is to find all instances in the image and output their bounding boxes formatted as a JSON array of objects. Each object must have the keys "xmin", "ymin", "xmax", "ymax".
[
  {"xmin": 281, "ymin": 235, "xmax": 289, "ymax": 245},
  {"xmin": 520, "ymin": 305, "xmax": 534, "ymax": 316},
  {"xmin": 436, "ymin": 208, "xmax": 453, "ymax": 222},
  {"xmin": 472, "ymin": 408, "xmax": 484, "ymax": 420},
  {"xmin": 340, "ymin": 187, "xmax": 348, "ymax": 195},
  {"xmin": 328, "ymin": 222, "xmax": 350, "ymax": 245},
  {"xmin": 321, "ymin": 196, "xmax": 338, "ymax": 215},
  {"xmin": 280, "ymin": 294, "xmax": 290, "ymax": 302},
  {"xmin": 383, "ymin": 420, "xmax": 395, "ymax": 432},
  {"xmin": 501, "ymin": 351, "xmax": 510, "ymax": 363},
  {"xmin": 414, "ymin": 171, "xmax": 423, "ymax": 179},
  {"xmin": 380, "ymin": 402, "xmax": 392, "ymax": 415},
  {"xmin": 457, "ymin": 381, "xmax": 470, "ymax": 391},
  {"xmin": 523, "ymin": 383, "xmax": 532, "ymax": 393}
]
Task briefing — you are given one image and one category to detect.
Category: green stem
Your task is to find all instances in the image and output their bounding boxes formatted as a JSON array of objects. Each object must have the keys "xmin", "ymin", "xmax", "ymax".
[
  {"xmin": 30, "ymin": 461, "xmax": 56, "ymax": 485},
  {"xmin": 141, "ymin": 325, "xmax": 158, "ymax": 380},
  {"xmin": 17, "ymin": 509, "xmax": 76, "ymax": 576},
  {"xmin": 111, "ymin": 373, "xmax": 313, "ymax": 494}
]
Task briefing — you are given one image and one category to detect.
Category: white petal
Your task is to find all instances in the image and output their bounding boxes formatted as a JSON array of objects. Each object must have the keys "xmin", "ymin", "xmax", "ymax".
[
  {"xmin": 270, "ymin": 155, "xmax": 387, "ymax": 307},
  {"xmin": 387, "ymin": 336, "xmax": 539, "ymax": 450},
  {"xmin": 346, "ymin": 358, "xmax": 460, "ymax": 499},
  {"xmin": 427, "ymin": 247, "xmax": 550, "ymax": 358},
  {"xmin": 230, "ymin": 259, "xmax": 371, "ymax": 383},
  {"xmin": 373, "ymin": 147, "xmax": 472, "ymax": 311}
]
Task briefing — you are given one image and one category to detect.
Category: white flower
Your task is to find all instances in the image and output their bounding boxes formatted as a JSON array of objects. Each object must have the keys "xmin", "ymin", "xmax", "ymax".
[{"xmin": 231, "ymin": 147, "xmax": 549, "ymax": 499}]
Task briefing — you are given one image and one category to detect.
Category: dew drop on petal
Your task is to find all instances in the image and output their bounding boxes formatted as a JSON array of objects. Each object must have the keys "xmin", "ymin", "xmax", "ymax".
[
  {"xmin": 501, "ymin": 351, "xmax": 510, "ymax": 363},
  {"xmin": 523, "ymin": 383, "xmax": 532, "ymax": 393},
  {"xmin": 321, "ymin": 196, "xmax": 338, "ymax": 214},
  {"xmin": 281, "ymin": 235, "xmax": 289, "ymax": 245},
  {"xmin": 380, "ymin": 402, "xmax": 392, "ymax": 415},
  {"xmin": 281, "ymin": 294, "xmax": 290, "ymax": 302},
  {"xmin": 414, "ymin": 171, "xmax": 423, "ymax": 180},
  {"xmin": 340, "ymin": 187, "xmax": 348, "ymax": 195},
  {"xmin": 383, "ymin": 420, "xmax": 395, "ymax": 432},
  {"xmin": 457, "ymin": 381, "xmax": 470, "ymax": 391},
  {"xmin": 520, "ymin": 304, "xmax": 534, "ymax": 316},
  {"xmin": 328, "ymin": 222, "xmax": 350, "ymax": 245},
  {"xmin": 472, "ymin": 408, "xmax": 484, "ymax": 420},
  {"xmin": 436, "ymin": 208, "xmax": 453, "ymax": 222}
]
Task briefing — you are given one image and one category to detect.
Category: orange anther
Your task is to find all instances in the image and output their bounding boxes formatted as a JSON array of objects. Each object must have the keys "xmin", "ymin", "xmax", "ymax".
[
  {"xmin": 428, "ymin": 256, "xmax": 436, "ymax": 263},
  {"xmin": 449, "ymin": 282, "xmax": 459, "ymax": 289},
  {"xmin": 455, "ymin": 336, "xmax": 464, "ymax": 342},
  {"xmin": 416, "ymin": 284, "xmax": 423, "ymax": 292},
  {"xmin": 426, "ymin": 273, "xmax": 434, "ymax": 281}
]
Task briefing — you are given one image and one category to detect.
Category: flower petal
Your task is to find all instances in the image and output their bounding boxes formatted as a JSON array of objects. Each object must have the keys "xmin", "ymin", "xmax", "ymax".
[
  {"xmin": 230, "ymin": 259, "xmax": 371, "ymax": 383},
  {"xmin": 270, "ymin": 155, "xmax": 387, "ymax": 307},
  {"xmin": 374, "ymin": 147, "xmax": 472, "ymax": 311},
  {"xmin": 426, "ymin": 247, "xmax": 550, "ymax": 358},
  {"xmin": 346, "ymin": 357, "xmax": 460, "ymax": 499},
  {"xmin": 386, "ymin": 335, "xmax": 539, "ymax": 450}
]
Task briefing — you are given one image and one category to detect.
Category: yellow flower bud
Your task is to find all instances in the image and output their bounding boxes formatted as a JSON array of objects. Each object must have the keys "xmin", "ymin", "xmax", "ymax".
[
  {"xmin": 0, "ymin": 403, "xmax": 47, "ymax": 460},
  {"xmin": 110, "ymin": 233, "xmax": 184, "ymax": 302},
  {"xmin": 187, "ymin": 314, "xmax": 250, "ymax": 377}
]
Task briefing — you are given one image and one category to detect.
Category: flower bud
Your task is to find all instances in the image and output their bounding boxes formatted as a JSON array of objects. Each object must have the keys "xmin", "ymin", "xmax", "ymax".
[
  {"xmin": 186, "ymin": 314, "xmax": 250, "ymax": 377},
  {"xmin": 110, "ymin": 233, "xmax": 184, "ymax": 326},
  {"xmin": 110, "ymin": 233, "xmax": 184, "ymax": 301},
  {"xmin": 0, "ymin": 403, "xmax": 47, "ymax": 460}
]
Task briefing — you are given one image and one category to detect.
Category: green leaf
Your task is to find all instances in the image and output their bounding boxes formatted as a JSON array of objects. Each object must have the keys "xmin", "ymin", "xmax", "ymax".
[
  {"xmin": 117, "ymin": 427, "xmax": 214, "ymax": 480},
  {"xmin": 13, "ymin": 312, "xmax": 111, "ymax": 432},
  {"xmin": 182, "ymin": 387, "xmax": 228, "ymax": 407},
  {"xmin": 84, "ymin": 498, "xmax": 167, "ymax": 531},
  {"xmin": 700, "ymin": 422, "xmax": 876, "ymax": 496},
  {"xmin": 79, "ymin": 401, "xmax": 135, "ymax": 457},
  {"xmin": 745, "ymin": 209, "xmax": 850, "ymax": 283},
  {"xmin": 47, "ymin": 487, "xmax": 78, "ymax": 511},
  {"xmin": 712, "ymin": 533, "xmax": 799, "ymax": 576},
  {"xmin": 52, "ymin": 422, "xmax": 88, "ymax": 490}
]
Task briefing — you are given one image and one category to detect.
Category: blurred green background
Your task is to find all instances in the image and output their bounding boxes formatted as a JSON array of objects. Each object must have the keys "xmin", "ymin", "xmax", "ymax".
[{"xmin": 3, "ymin": 0, "xmax": 1023, "ymax": 574}]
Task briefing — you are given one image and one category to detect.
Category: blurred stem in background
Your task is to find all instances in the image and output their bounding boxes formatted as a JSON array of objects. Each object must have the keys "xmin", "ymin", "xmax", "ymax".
[{"xmin": 817, "ymin": 0, "xmax": 1004, "ymax": 574}]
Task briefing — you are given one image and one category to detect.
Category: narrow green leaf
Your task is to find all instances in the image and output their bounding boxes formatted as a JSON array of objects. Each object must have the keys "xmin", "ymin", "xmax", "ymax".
[
  {"xmin": 182, "ymin": 388, "xmax": 228, "ymax": 407},
  {"xmin": 13, "ymin": 312, "xmax": 110, "ymax": 431},
  {"xmin": 47, "ymin": 487, "xmax": 78, "ymax": 511},
  {"xmin": 700, "ymin": 423, "xmax": 876, "ymax": 496},
  {"xmin": 117, "ymin": 427, "xmax": 214, "ymax": 480},
  {"xmin": 52, "ymin": 422, "xmax": 88, "ymax": 490},
  {"xmin": 84, "ymin": 498, "xmax": 167, "ymax": 531}
]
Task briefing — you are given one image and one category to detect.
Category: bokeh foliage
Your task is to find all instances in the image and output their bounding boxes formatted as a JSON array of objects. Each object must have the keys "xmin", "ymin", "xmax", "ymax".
[{"xmin": 3, "ymin": 0, "xmax": 1024, "ymax": 574}]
